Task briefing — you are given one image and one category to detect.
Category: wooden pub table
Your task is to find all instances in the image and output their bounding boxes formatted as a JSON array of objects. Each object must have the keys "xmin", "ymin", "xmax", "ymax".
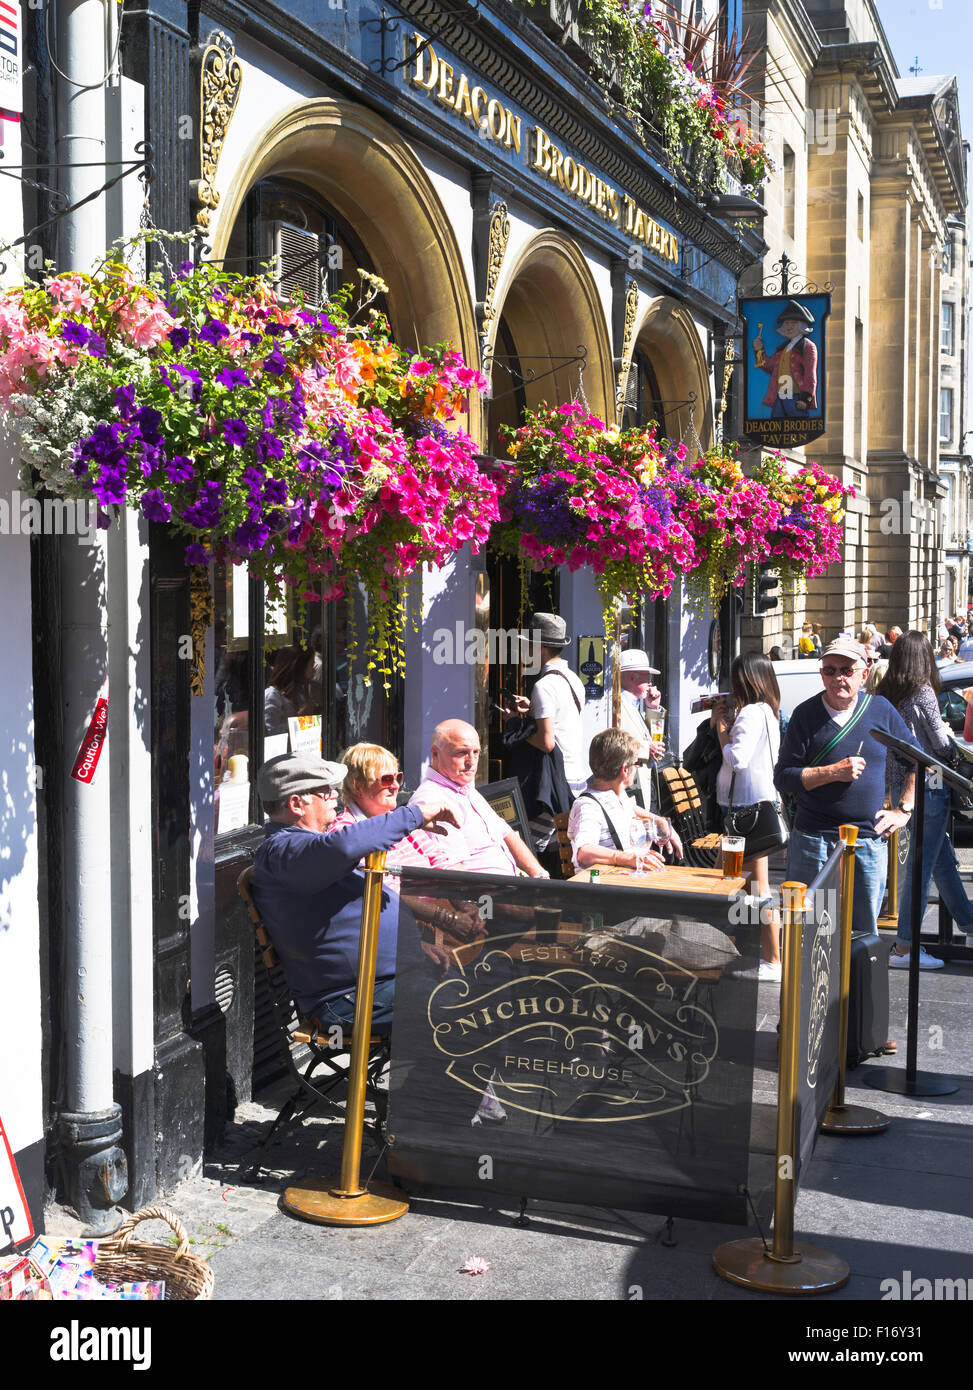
[{"xmin": 568, "ymin": 865, "xmax": 747, "ymax": 898}]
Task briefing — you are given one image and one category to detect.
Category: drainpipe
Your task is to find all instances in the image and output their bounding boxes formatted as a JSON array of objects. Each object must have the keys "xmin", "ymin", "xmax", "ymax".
[{"xmin": 54, "ymin": 0, "xmax": 128, "ymax": 1231}]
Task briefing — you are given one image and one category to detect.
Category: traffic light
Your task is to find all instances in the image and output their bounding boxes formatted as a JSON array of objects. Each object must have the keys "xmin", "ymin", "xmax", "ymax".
[{"xmin": 754, "ymin": 562, "xmax": 780, "ymax": 617}]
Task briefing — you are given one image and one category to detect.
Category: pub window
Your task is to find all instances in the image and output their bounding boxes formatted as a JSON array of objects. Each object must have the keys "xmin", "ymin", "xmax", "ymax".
[{"xmin": 213, "ymin": 181, "xmax": 401, "ymax": 839}]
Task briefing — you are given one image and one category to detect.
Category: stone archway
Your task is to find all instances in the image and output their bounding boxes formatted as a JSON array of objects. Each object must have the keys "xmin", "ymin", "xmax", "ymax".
[
  {"xmin": 209, "ymin": 99, "xmax": 482, "ymax": 440},
  {"xmin": 622, "ymin": 296, "xmax": 714, "ymax": 453},
  {"xmin": 486, "ymin": 230, "xmax": 615, "ymax": 437}
]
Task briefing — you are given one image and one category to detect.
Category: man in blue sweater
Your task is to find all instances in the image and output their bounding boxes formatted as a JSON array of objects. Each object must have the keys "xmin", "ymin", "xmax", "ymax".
[
  {"xmin": 250, "ymin": 753, "xmax": 459, "ymax": 1033},
  {"xmin": 774, "ymin": 638, "xmax": 918, "ymax": 935}
]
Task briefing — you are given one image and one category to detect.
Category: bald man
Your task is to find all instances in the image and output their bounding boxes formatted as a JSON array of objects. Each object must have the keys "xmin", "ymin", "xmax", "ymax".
[{"xmin": 407, "ymin": 719, "xmax": 549, "ymax": 877}]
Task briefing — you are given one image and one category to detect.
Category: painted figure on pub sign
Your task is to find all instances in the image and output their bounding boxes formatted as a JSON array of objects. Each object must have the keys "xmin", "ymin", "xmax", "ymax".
[{"xmin": 740, "ymin": 293, "xmax": 830, "ymax": 449}]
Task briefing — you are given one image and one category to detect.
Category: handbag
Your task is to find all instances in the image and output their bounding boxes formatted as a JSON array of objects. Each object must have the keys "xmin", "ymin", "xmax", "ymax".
[{"xmin": 723, "ymin": 706, "xmax": 789, "ymax": 859}]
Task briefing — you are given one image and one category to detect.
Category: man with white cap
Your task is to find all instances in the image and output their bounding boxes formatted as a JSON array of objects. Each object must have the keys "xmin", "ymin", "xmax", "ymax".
[
  {"xmin": 250, "ymin": 752, "xmax": 459, "ymax": 1032},
  {"xmin": 774, "ymin": 638, "xmax": 918, "ymax": 937},
  {"xmin": 617, "ymin": 648, "xmax": 666, "ymax": 809}
]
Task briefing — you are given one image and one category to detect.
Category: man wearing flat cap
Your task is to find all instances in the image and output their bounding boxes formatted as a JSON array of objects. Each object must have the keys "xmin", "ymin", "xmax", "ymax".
[
  {"xmin": 774, "ymin": 638, "xmax": 919, "ymax": 936},
  {"xmin": 753, "ymin": 300, "xmax": 818, "ymax": 420},
  {"xmin": 249, "ymin": 753, "xmax": 459, "ymax": 1032}
]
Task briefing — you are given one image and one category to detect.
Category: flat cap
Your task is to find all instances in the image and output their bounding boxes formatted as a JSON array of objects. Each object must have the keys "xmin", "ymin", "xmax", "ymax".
[{"xmin": 256, "ymin": 752, "xmax": 347, "ymax": 803}]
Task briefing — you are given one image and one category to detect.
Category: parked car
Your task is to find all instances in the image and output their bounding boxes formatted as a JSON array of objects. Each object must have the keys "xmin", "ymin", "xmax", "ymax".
[
  {"xmin": 935, "ymin": 661, "xmax": 973, "ymax": 734},
  {"xmin": 771, "ymin": 658, "xmax": 827, "ymax": 722}
]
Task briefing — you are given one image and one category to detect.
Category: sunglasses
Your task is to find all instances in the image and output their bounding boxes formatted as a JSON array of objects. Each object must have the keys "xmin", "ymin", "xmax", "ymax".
[
  {"xmin": 820, "ymin": 665, "xmax": 860, "ymax": 678},
  {"xmin": 370, "ymin": 771, "xmax": 405, "ymax": 789},
  {"xmin": 305, "ymin": 786, "xmax": 338, "ymax": 801}
]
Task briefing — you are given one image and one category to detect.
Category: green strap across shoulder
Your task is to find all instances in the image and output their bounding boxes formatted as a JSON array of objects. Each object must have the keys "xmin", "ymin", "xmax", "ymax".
[{"xmin": 809, "ymin": 693, "xmax": 873, "ymax": 767}]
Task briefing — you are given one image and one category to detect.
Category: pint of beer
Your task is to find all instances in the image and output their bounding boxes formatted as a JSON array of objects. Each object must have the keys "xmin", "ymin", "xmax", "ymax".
[{"xmin": 721, "ymin": 835, "xmax": 745, "ymax": 878}]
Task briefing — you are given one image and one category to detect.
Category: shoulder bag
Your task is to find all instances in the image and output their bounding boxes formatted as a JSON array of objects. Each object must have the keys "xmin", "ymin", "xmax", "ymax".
[{"xmin": 723, "ymin": 706, "xmax": 789, "ymax": 859}]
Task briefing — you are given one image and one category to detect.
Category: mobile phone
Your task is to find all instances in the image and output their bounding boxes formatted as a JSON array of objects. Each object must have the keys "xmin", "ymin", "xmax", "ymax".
[{"xmin": 691, "ymin": 693, "xmax": 730, "ymax": 714}]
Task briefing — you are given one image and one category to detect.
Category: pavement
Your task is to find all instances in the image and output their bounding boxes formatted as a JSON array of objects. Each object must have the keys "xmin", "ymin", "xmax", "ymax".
[{"xmin": 43, "ymin": 866, "xmax": 973, "ymax": 1307}]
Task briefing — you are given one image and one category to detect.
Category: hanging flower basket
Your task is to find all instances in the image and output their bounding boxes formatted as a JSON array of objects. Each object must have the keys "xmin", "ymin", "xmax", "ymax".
[
  {"xmin": 494, "ymin": 402, "xmax": 698, "ymax": 635},
  {"xmin": 0, "ymin": 237, "xmax": 493, "ymax": 681}
]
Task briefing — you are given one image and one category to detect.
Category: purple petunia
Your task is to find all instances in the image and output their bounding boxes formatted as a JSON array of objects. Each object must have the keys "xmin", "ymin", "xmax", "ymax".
[
  {"xmin": 113, "ymin": 384, "xmax": 137, "ymax": 420},
  {"xmin": 256, "ymin": 431, "xmax": 284, "ymax": 463},
  {"xmin": 184, "ymin": 542, "xmax": 209, "ymax": 566},
  {"xmin": 240, "ymin": 331, "xmax": 263, "ymax": 346},
  {"xmin": 134, "ymin": 406, "xmax": 164, "ymax": 440},
  {"xmin": 165, "ymin": 456, "xmax": 195, "ymax": 484},
  {"xmin": 87, "ymin": 334, "xmax": 107, "ymax": 359},
  {"xmin": 262, "ymin": 350, "xmax": 287, "ymax": 376},
  {"xmin": 61, "ymin": 319, "xmax": 90, "ymax": 347},
  {"xmin": 140, "ymin": 489, "xmax": 172, "ymax": 524},
  {"xmin": 197, "ymin": 318, "xmax": 230, "ymax": 346},
  {"xmin": 223, "ymin": 418, "xmax": 248, "ymax": 447},
  {"xmin": 216, "ymin": 368, "xmax": 250, "ymax": 391},
  {"xmin": 168, "ymin": 326, "xmax": 191, "ymax": 350},
  {"xmin": 182, "ymin": 481, "xmax": 222, "ymax": 528}
]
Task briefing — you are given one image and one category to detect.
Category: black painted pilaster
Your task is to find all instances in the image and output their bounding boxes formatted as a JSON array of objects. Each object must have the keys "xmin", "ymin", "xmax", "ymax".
[
  {"xmin": 121, "ymin": 0, "xmax": 194, "ymax": 272},
  {"xmin": 149, "ymin": 525, "xmax": 204, "ymax": 1191}
]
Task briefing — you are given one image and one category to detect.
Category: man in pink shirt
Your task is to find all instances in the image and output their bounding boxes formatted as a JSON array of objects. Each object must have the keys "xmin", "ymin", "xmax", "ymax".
[{"xmin": 408, "ymin": 719, "xmax": 549, "ymax": 878}]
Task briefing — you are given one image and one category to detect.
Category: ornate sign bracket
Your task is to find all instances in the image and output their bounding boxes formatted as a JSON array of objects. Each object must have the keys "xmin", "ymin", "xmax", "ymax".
[{"xmin": 191, "ymin": 32, "xmax": 243, "ymax": 233}]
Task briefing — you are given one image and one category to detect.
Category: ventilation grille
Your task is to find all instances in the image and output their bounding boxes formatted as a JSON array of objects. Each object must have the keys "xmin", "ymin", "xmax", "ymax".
[
  {"xmin": 273, "ymin": 222, "xmax": 321, "ymax": 307},
  {"xmin": 215, "ymin": 966, "xmax": 235, "ymax": 1016}
]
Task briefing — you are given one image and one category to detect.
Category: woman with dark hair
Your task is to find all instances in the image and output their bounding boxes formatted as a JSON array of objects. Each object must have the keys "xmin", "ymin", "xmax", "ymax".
[
  {"xmin": 264, "ymin": 644, "xmax": 314, "ymax": 736},
  {"xmin": 877, "ymin": 631, "xmax": 973, "ymax": 967},
  {"xmin": 712, "ymin": 653, "xmax": 783, "ymax": 980}
]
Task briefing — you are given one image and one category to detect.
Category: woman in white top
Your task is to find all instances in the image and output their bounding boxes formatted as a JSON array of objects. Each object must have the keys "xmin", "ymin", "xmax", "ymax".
[
  {"xmin": 711, "ymin": 652, "xmax": 783, "ymax": 980},
  {"xmin": 568, "ymin": 728, "xmax": 681, "ymax": 872}
]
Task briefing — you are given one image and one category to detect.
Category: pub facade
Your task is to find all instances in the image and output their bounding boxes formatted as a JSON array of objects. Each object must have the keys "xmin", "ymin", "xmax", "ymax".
[{"xmin": 7, "ymin": 0, "xmax": 765, "ymax": 1222}]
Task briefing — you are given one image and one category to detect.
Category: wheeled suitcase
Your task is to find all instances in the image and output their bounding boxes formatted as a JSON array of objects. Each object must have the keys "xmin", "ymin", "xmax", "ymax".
[{"xmin": 846, "ymin": 930, "xmax": 891, "ymax": 1069}]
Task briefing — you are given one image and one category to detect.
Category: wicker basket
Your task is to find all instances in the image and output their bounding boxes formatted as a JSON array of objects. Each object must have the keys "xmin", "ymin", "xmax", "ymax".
[{"xmin": 93, "ymin": 1206, "xmax": 215, "ymax": 1301}]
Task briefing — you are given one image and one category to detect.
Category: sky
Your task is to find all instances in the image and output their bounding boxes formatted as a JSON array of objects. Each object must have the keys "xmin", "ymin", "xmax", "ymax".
[{"xmin": 876, "ymin": 0, "xmax": 973, "ymax": 146}]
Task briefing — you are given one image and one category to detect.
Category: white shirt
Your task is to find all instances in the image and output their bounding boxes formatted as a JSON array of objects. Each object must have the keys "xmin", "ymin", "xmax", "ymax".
[
  {"xmin": 567, "ymin": 787, "xmax": 652, "ymax": 871},
  {"xmin": 821, "ymin": 696, "xmax": 857, "ymax": 728},
  {"xmin": 716, "ymin": 701, "xmax": 781, "ymax": 807},
  {"xmin": 531, "ymin": 658, "xmax": 590, "ymax": 794}
]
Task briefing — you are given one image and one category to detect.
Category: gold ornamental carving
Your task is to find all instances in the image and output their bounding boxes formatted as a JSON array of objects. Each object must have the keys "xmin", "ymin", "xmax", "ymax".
[
  {"xmin": 480, "ymin": 201, "xmax": 510, "ymax": 360},
  {"xmin": 615, "ymin": 279, "xmax": 640, "ymax": 412},
  {"xmin": 189, "ymin": 566, "xmax": 214, "ymax": 698},
  {"xmin": 194, "ymin": 33, "xmax": 243, "ymax": 231}
]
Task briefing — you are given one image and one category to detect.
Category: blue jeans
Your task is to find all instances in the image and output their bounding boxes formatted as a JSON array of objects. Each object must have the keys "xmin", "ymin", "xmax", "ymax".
[
  {"xmin": 896, "ymin": 784, "xmax": 973, "ymax": 946},
  {"xmin": 786, "ymin": 830, "xmax": 886, "ymax": 937},
  {"xmin": 314, "ymin": 977, "xmax": 395, "ymax": 1035}
]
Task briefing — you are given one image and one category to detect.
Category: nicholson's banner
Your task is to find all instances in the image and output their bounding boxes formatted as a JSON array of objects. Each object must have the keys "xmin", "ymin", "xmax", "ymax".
[
  {"xmin": 387, "ymin": 868, "xmax": 773, "ymax": 1223},
  {"xmin": 740, "ymin": 294, "xmax": 831, "ymax": 449}
]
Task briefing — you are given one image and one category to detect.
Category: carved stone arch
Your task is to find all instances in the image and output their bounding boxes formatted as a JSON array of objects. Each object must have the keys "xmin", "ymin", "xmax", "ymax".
[
  {"xmin": 486, "ymin": 229, "xmax": 615, "ymax": 424},
  {"xmin": 621, "ymin": 295, "xmax": 714, "ymax": 453},
  {"xmin": 208, "ymin": 98, "xmax": 482, "ymax": 440}
]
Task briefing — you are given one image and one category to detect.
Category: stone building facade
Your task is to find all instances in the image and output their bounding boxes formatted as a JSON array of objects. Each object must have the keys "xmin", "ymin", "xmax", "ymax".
[
  {"xmin": 740, "ymin": 0, "xmax": 967, "ymax": 651},
  {"xmin": 938, "ymin": 193, "xmax": 972, "ymax": 619}
]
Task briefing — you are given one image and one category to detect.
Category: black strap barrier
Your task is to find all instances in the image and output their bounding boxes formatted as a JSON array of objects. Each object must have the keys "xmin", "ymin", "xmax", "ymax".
[
  {"xmin": 793, "ymin": 843, "xmax": 844, "ymax": 1184},
  {"xmin": 387, "ymin": 867, "xmax": 774, "ymax": 1224}
]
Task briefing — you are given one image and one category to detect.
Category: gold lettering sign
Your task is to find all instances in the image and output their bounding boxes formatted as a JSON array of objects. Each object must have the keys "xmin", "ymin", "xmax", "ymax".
[
  {"xmin": 407, "ymin": 38, "xmax": 678, "ymax": 267},
  {"xmin": 410, "ymin": 35, "xmax": 521, "ymax": 153}
]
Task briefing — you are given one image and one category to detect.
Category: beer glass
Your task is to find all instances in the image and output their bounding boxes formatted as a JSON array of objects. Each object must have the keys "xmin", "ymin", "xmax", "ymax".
[{"xmin": 721, "ymin": 835, "xmax": 745, "ymax": 878}]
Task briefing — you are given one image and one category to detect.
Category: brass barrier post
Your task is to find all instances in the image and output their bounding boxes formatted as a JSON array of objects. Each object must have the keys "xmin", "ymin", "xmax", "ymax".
[
  {"xmin": 713, "ymin": 882, "xmax": 849, "ymax": 1293},
  {"xmin": 877, "ymin": 808, "xmax": 900, "ymax": 930},
  {"xmin": 821, "ymin": 826, "xmax": 889, "ymax": 1134},
  {"xmin": 283, "ymin": 851, "xmax": 409, "ymax": 1226}
]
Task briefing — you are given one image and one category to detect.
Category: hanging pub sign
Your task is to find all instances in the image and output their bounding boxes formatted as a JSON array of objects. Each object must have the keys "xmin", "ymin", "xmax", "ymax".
[{"xmin": 740, "ymin": 294, "xmax": 831, "ymax": 449}]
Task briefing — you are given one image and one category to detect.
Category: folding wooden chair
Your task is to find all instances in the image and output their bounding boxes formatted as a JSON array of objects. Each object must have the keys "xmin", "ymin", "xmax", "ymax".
[
  {"xmin": 659, "ymin": 767, "xmax": 721, "ymax": 868},
  {"xmin": 553, "ymin": 811, "xmax": 575, "ymax": 879},
  {"xmin": 236, "ymin": 867, "xmax": 391, "ymax": 1180}
]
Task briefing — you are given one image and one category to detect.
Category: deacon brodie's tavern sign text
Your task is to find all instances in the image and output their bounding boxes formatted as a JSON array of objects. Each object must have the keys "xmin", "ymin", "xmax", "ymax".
[{"xmin": 406, "ymin": 37, "xmax": 680, "ymax": 268}]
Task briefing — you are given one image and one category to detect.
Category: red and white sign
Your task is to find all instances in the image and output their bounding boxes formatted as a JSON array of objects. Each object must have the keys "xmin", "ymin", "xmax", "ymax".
[
  {"xmin": 71, "ymin": 685, "xmax": 109, "ymax": 784},
  {"xmin": 0, "ymin": 1113, "xmax": 34, "ymax": 1252},
  {"xmin": 0, "ymin": 0, "xmax": 22, "ymax": 120}
]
